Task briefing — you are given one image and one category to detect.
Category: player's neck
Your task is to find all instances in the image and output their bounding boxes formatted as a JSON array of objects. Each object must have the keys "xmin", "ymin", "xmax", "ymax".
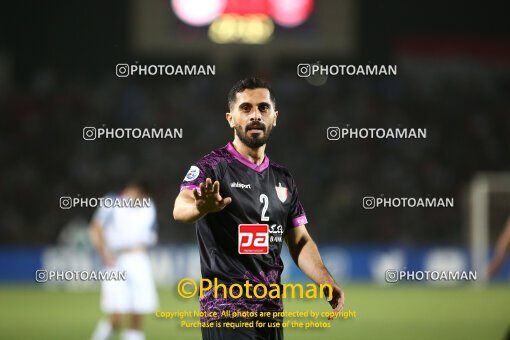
[{"xmin": 232, "ymin": 139, "xmax": 266, "ymax": 165}]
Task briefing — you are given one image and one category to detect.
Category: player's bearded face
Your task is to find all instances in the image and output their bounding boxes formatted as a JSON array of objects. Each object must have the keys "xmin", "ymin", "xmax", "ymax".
[
  {"xmin": 229, "ymin": 88, "xmax": 277, "ymax": 148},
  {"xmin": 234, "ymin": 119, "xmax": 274, "ymax": 149}
]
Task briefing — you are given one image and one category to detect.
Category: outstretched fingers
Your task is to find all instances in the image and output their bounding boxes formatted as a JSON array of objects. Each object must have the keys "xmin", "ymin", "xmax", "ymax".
[
  {"xmin": 192, "ymin": 188, "xmax": 201, "ymax": 200},
  {"xmin": 212, "ymin": 180, "xmax": 220, "ymax": 194},
  {"xmin": 194, "ymin": 178, "xmax": 232, "ymax": 210},
  {"xmin": 205, "ymin": 178, "xmax": 213, "ymax": 193},
  {"xmin": 220, "ymin": 196, "xmax": 232, "ymax": 208}
]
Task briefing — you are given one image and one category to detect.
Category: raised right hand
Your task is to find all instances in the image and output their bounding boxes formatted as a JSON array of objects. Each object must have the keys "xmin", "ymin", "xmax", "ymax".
[{"xmin": 193, "ymin": 178, "xmax": 232, "ymax": 214}]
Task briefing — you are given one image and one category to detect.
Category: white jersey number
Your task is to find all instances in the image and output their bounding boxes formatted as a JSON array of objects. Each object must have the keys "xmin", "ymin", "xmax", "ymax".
[{"xmin": 260, "ymin": 194, "xmax": 269, "ymax": 221}]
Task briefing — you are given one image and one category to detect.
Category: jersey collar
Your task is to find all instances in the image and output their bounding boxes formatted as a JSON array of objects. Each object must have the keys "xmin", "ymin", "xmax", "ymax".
[{"xmin": 226, "ymin": 142, "xmax": 270, "ymax": 173}]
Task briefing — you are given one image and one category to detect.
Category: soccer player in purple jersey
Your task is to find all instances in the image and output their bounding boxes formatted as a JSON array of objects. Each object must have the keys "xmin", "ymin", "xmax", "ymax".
[{"xmin": 173, "ymin": 77, "xmax": 344, "ymax": 340}]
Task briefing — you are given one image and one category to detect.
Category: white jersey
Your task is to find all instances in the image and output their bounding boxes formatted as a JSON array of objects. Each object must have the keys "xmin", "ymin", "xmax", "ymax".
[{"xmin": 92, "ymin": 194, "xmax": 158, "ymax": 252}]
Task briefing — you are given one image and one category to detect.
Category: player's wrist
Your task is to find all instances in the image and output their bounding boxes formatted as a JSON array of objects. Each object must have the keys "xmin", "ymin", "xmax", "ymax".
[
  {"xmin": 194, "ymin": 203, "xmax": 210, "ymax": 218},
  {"xmin": 320, "ymin": 276, "xmax": 337, "ymax": 287}
]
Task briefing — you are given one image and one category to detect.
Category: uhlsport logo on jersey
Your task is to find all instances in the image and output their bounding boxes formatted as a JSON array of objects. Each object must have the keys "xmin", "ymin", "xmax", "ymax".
[
  {"xmin": 238, "ymin": 224, "xmax": 269, "ymax": 254},
  {"xmin": 183, "ymin": 166, "xmax": 200, "ymax": 182},
  {"xmin": 231, "ymin": 182, "xmax": 251, "ymax": 189},
  {"xmin": 275, "ymin": 183, "xmax": 288, "ymax": 203}
]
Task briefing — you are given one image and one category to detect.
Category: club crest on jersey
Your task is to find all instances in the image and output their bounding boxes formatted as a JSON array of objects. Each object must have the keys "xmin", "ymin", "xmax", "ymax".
[
  {"xmin": 183, "ymin": 165, "xmax": 200, "ymax": 182},
  {"xmin": 275, "ymin": 183, "xmax": 288, "ymax": 203}
]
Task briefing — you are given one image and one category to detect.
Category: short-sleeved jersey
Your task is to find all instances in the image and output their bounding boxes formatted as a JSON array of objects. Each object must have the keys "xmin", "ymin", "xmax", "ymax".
[
  {"xmin": 92, "ymin": 193, "xmax": 158, "ymax": 252},
  {"xmin": 180, "ymin": 142, "xmax": 307, "ymax": 321}
]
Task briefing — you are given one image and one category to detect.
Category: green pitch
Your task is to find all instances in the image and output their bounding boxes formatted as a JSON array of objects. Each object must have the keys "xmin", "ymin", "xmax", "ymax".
[{"xmin": 0, "ymin": 284, "xmax": 508, "ymax": 340}]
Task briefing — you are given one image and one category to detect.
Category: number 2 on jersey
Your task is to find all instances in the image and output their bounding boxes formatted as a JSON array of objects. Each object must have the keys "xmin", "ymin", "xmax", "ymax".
[{"xmin": 260, "ymin": 194, "xmax": 269, "ymax": 221}]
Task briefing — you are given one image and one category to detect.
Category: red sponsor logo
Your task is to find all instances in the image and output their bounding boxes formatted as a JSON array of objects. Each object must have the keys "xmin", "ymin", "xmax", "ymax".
[{"xmin": 238, "ymin": 224, "xmax": 269, "ymax": 254}]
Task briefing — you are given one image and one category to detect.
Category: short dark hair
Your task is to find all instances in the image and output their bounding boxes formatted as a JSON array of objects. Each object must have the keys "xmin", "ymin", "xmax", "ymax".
[
  {"xmin": 125, "ymin": 178, "xmax": 152, "ymax": 196},
  {"xmin": 227, "ymin": 77, "xmax": 276, "ymax": 111}
]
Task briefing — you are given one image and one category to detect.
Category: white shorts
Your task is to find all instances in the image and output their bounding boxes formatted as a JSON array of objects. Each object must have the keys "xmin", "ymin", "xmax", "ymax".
[{"xmin": 101, "ymin": 251, "xmax": 158, "ymax": 314}]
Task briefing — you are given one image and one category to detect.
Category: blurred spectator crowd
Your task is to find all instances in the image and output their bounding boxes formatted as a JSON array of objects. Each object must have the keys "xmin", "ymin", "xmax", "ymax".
[{"xmin": 1, "ymin": 57, "xmax": 509, "ymax": 245}]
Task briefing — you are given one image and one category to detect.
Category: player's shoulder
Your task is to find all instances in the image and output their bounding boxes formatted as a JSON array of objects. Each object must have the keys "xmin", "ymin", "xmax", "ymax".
[
  {"xmin": 195, "ymin": 144, "xmax": 235, "ymax": 170},
  {"xmin": 269, "ymin": 158, "xmax": 293, "ymax": 178},
  {"xmin": 96, "ymin": 192, "xmax": 120, "ymax": 209}
]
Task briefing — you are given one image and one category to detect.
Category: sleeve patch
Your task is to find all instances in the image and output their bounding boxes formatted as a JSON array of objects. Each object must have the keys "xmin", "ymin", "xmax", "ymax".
[{"xmin": 183, "ymin": 165, "xmax": 200, "ymax": 182}]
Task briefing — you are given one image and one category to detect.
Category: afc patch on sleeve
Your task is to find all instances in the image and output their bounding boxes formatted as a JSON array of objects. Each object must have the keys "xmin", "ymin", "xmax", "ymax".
[{"xmin": 183, "ymin": 165, "xmax": 200, "ymax": 182}]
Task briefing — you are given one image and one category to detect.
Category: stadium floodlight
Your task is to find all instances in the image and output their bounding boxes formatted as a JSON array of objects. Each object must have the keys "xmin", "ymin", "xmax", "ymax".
[
  {"xmin": 172, "ymin": 0, "xmax": 227, "ymax": 26},
  {"xmin": 468, "ymin": 172, "xmax": 510, "ymax": 287}
]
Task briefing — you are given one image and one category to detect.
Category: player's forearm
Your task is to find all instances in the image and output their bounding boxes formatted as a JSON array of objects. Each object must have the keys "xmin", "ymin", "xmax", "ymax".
[
  {"xmin": 293, "ymin": 238, "xmax": 336, "ymax": 285},
  {"xmin": 173, "ymin": 197, "xmax": 205, "ymax": 223}
]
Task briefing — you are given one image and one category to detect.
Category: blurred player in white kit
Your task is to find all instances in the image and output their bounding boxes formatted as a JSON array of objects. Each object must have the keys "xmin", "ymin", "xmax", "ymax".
[{"xmin": 89, "ymin": 180, "xmax": 158, "ymax": 340}]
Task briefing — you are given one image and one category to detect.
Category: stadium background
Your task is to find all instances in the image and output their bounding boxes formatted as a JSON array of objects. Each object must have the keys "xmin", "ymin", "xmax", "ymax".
[{"xmin": 1, "ymin": 1, "xmax": 509, "ymax": 339}]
